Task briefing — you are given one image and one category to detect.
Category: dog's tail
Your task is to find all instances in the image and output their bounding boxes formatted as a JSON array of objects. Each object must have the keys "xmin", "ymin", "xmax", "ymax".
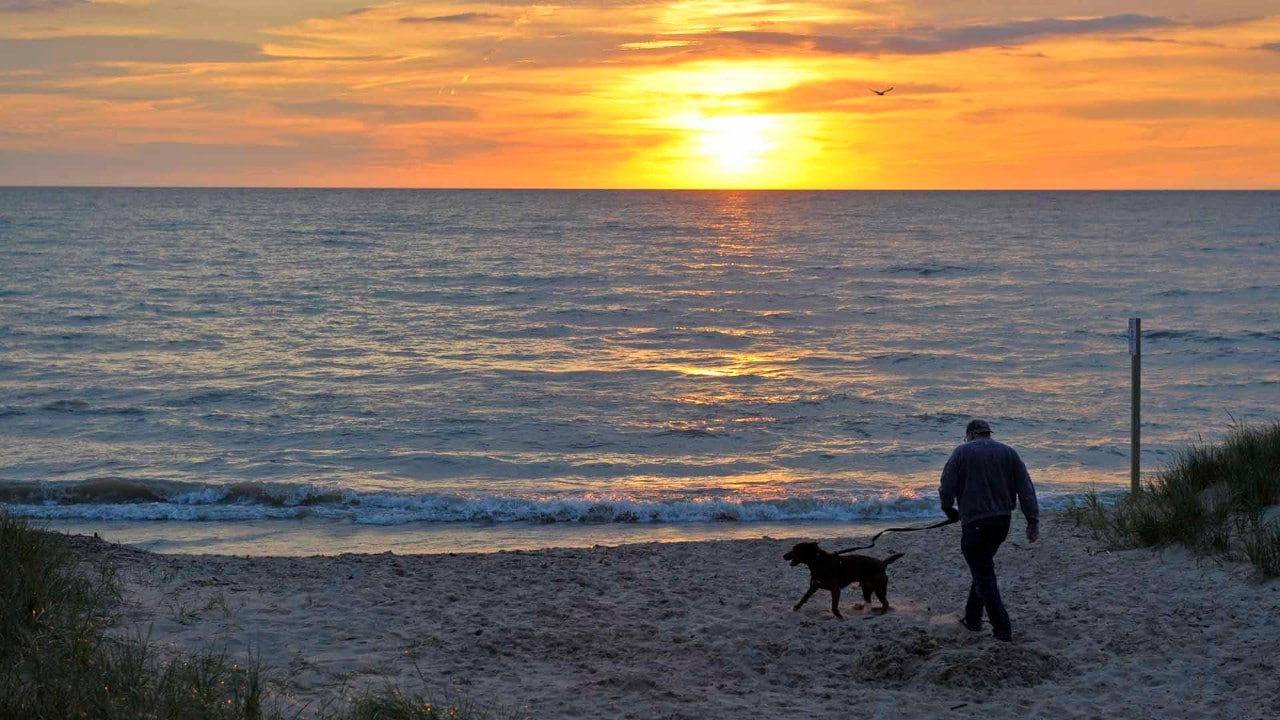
[{"xmin": 882, "ymin": 552, "xmax": 905, "ymax": 567}]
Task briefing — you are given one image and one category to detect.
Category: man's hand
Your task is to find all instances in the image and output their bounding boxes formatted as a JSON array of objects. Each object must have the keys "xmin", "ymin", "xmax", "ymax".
[
  {"xmin": 943, "ymin": 505, "xmax": 960, "ymax": 523},
  {"xmin": 1026, "ymin": 523, "xmax": 1040, "ymax": 543}
]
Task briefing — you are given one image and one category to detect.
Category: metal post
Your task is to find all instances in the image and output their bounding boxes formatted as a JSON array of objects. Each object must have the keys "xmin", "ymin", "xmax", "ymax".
[{"xmin": 1129, "ymin": 318, "xmax": 1141, "ymax": 493}]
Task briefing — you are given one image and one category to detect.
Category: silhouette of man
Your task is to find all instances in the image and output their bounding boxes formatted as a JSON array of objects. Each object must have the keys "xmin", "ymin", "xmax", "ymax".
[{"xmin": 939, "ymin": 418, "xmax": 1039, "ymax": 642}]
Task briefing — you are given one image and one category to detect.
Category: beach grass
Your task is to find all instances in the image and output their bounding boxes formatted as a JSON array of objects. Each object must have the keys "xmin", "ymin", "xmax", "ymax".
[
  {"xmin": 1065, "ymin": 421, "xmax": 1280, "ymax": 577},
  {"xmin": 344, "ymin": 687, "xmax": 517, "ymax": 720},
  {"xmin": 0, "ymin": 512, "xmax": 509, "ymax": 720},
  {"xmin": 1, "ymin": 511, "xmax": 275, "ymax": 719}
]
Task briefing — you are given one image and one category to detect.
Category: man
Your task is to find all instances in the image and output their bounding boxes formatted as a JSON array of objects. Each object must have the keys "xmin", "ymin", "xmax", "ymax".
[{"xmin": 939, "ymin": 418, "xmax": 1039, "ymax": 642}]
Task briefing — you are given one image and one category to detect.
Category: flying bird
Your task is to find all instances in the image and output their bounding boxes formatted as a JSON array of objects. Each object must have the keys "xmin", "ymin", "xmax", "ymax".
[{"xmin": 871, "ymin": 87, "xmax": 893, "ymax": 96}]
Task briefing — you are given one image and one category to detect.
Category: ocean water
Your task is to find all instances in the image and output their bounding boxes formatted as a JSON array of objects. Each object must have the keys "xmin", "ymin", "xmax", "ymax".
[{"xmin": 1, "ymin": 189, "xmax": 1277, "ymax": 554}]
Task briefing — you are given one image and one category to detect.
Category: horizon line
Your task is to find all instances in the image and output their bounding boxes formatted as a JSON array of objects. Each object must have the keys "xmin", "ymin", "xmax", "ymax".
[{"xmin": 2, "ymin": 185, "xmax": 1277, "ymax": 192}]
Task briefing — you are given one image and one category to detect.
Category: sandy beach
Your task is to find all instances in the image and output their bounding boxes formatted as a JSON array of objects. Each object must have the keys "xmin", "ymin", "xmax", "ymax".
[{"xmin": 66, "ymin": 515, "xmax": 1278, "ymax": 719}]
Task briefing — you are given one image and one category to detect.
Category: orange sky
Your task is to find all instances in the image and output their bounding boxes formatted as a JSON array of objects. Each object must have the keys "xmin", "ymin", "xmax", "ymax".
[{"xmin": 2, "ymin": 1, "xmax": 1278, "ymax": 188}]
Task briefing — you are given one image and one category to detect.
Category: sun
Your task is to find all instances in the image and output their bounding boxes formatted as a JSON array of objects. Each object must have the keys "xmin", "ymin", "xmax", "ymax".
[
  {"xmin": 695, "ymin": 115, "xmax": 776, "ymax": 175},
  {"xmin": 627, "ymin": 108, "xmax": 829, "ymax": 188}
]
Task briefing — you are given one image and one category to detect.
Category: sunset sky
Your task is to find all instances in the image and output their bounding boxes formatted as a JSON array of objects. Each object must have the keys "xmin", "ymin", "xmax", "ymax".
[{"xmin": 2, "ymin": 1, "xmax": 1278, "ymax": 188}]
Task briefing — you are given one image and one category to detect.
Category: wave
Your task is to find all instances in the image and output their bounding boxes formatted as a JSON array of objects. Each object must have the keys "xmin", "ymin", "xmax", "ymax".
[
  {"xmin": 163, "ymin": 388, "xmax": 272, "ymax": 407},
  {"xmin": 884, "ymin": 264, "xmax": 973, "ymax": 277},
  {"xmin": 654, "ymin": 427, "xmax": 720, "ymax": 438},
  {"xmin": 622, "ymin": 328, "xmax": 756, "ymax": 350},
  {"xmin": 0, "ymin": 478, "xmax": 1092, "ymax": 525},
  {"xmin": 25, "ymin": 391, "xmax": 271, "ymax": 416},
  {"xmin": 865, "ymin": 352, "xmax": 951, "ymax": 368},
  {"xmin": 41, "ymin": 399, "xmax": 147, "ymax": 415},
  {"xmin": 1144, "ymin": 329, "xmax": 1280, "ymax": 344},
  {"xmin": 287, "ymin": 227, "xmax": 375, "ymax": 248}
]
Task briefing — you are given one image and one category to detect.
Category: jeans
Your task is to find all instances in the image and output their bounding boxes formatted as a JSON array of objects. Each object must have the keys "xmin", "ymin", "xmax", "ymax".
[{"xmin": 961, "ymin": 515, "xmax": 1012, "ymax": 640}]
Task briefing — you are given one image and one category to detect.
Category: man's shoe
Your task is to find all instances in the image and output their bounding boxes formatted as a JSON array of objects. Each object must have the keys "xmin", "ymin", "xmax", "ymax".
[
  {"xmin": 992, "ymin": 632, "xmax": 1012, "ymax": 642},
  {"xmin": 958, "ymin": 617, "xmax": 982, "ymax": 632}
]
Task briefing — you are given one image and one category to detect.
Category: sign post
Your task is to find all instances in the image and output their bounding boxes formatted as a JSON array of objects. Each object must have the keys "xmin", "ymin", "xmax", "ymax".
[{"xmin": 1128, "ymin": 318, "xmax": 1141, "ymax": 493}]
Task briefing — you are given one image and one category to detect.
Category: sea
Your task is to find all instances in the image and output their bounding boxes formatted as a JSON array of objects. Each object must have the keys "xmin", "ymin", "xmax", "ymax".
[{"xmin": 1, "ymin": 189, "xmax": 1277, "ymax": 555}]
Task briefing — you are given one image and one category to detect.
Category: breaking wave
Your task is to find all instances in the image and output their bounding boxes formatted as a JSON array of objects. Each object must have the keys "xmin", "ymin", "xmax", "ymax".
[{"xmin": 0, "ymin": 477, "xmax": 1088, "ymax": 526}]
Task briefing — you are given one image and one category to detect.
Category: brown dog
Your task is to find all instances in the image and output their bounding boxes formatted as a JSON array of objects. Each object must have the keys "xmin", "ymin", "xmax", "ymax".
[{"xmin": 783, "ymin": 541, "xmax": 904, "ymax": 618}]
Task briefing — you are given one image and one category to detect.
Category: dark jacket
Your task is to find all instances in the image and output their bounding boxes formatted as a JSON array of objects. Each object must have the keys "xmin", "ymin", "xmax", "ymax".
[{"xmin": 939, "ymin": 437, "xmax": 1039, "ymax": 526}]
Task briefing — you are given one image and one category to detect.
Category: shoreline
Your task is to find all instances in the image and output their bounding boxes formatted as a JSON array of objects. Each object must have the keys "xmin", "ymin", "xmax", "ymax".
[
  {"xmin": 42, "ymin": 517, "xmax": 937, "ymax": 556},
  {"xmin": 60, "ymin": 512, "xmax": 1280, "ymax": 718}
]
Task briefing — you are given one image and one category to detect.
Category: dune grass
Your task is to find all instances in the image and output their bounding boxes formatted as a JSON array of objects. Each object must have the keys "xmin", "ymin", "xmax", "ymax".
[
  {"xmin": 0, "ymin": 512, "xmax": 515, "ymax": 720},
  {"xmin": 1, "ymin": 511, "xmax": 275, "ymax": 719},
  {"xmin": 1064, "ymin": 421, "xmax": 1280, "ymax": 577}
]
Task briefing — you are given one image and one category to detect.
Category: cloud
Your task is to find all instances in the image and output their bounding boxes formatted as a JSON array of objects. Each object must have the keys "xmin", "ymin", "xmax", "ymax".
[
  {"xmin": 0, "ymin": 138, "xmax": 376, "ymax": 185},
  {"xmin": 277, "ymin": 100, "xmax": 477, "ymax": 123},
  {"xmin": 1257, "ymin": 42, "xmax": 1280, "ymax": 52},
  {"xmin": 0, "ymin": 145, "xmax": 258, "ymax": 184},
  {"xmin": 745, "ymin": 79, "xmax": 952, "ymax": 114},
  {"xmin": 0, "ymin": 36, "xmax": 266, "ymax": 70},
  {"xmin": 415, "ymin": 135, "xmax": 500, "ymax": 164},
  {"xmin": 903, "ymin": 0, "xmax": 1275, "ymax": 25},
  {"xmin": 0, "ymin": 0, "xmax": 87, "ymax": 11},
  {"xmin": 893, "ymin": 14, "xmax": 1178, "ymax": 53},
  {"xmin": 399, "ymin": 13, "xmax": 500, "ymax": 24},
  {"xmin": 0, "ymin": 63, "xmax": 133, "ymax": 92},
  {"xmin": 1064, "ymin": 96, "xmax": 1280, "ymax": 120},
  {"xmin": 710, "ymin": 14, "xmax": 1179, "ymax": 56},
  {"xmin": 1119, "ymin": 35, "xmax": 1227, "ymax": 49}
]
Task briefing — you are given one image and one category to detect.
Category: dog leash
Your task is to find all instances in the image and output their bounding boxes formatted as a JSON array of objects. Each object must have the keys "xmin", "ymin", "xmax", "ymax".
[{"xmin": 832, "ymin": 516, "xmax": 958, "ymax": 555}]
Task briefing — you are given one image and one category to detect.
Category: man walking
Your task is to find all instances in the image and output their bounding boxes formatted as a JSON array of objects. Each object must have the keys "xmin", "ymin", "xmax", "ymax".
[{"xmin": 939, "ymin": 419, "xmax": 1039, "ymax": 642}]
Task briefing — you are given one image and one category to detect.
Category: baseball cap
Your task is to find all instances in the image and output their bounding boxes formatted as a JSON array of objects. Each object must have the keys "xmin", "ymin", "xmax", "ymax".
[{"xmin": 965, "ymin": 419, "xmax": 992, "ymax": 435}]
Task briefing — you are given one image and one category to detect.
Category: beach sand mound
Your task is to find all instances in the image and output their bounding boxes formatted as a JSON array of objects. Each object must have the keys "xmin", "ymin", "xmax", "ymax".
[
  {"xmin": 928, "ymin": 643, "xmax": 1070, "ymax": 689},
  {"xmin": 850, "ymin": 627, "xmax": 1069, "ymax": 689}
]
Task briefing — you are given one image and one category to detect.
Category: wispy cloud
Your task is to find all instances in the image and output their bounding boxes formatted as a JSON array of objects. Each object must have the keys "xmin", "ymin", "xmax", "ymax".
[
  {"xmin": 1064, "ymin": 96, "xmax": 1280, "ymax": 120},
  {"xmin": 0, "ymin": 36, "xmax": 266, "ymax": 69},
  {"xmin": 0, "ymin": 0, "xmax": 89, "ymax": 12},
  {"xmin": 744, "ymin": 79, "xmax": 952, "ymax": 114},
  {"xmin": 708, "ymin": 14, "xmax": 1179, "ymax": 56},
  {"xmin": 888, "ymin": 14, "xmax": 1178, "ymax": 53},
  {"xmin": 0, "ymin": 138, "xmax": 375, "ymax": 185},
  {"xmin": 399, "ymin": 13, "xmax": 501, "ymax": 24},
  {"xmin": 277, "ymin": 100, "xmax": 476, "ymax": 123}
]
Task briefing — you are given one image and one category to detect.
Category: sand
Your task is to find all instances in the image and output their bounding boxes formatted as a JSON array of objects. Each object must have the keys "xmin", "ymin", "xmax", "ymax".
[{"xmin": 66, "ymin": 515, "xmax": 1279, "ymax": 719}]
